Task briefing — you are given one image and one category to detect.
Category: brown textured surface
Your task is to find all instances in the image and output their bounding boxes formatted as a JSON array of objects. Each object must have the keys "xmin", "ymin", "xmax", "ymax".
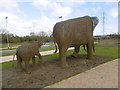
[
  {"xmin": 46, "ymin": 59, "xmax": 118, "ymax": 88},
  {"xmin": 2, "ymin": 55, "xmax": 111, "ymax": 88}
]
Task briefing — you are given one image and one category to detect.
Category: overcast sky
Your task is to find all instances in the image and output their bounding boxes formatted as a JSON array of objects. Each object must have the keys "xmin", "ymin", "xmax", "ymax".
[{"xmin": 0, "ymin": 0, "xmax": 119, "ymax": 36}]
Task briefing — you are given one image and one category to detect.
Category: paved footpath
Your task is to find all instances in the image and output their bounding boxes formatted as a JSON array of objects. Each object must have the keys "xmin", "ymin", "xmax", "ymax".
[
  {"xmin": 46, "ymin": 59, "xmax": 119, "ymax": 88},
  {"xmin": 0, "ymin": 48, "xmax": 74, "ymax": 63}
]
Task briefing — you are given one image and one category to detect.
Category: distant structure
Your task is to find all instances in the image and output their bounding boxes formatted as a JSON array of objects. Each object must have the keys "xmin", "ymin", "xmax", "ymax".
[
  {"xmin": 58, "ymin": 16, "xmax": 62, "ymax": 18},
  {"xmin": 58, "ymin": 16, "xmax": 63, "ymax": 22},
  {"xmin": 5, "ymin": 17, "xmax": 10, "ymax": 49}
]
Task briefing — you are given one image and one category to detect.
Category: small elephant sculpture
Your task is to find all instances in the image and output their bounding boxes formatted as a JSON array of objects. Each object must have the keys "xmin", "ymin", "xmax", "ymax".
[{"xmin": 13, "ymin": 41, "xmax": 43, "ymax": 72}]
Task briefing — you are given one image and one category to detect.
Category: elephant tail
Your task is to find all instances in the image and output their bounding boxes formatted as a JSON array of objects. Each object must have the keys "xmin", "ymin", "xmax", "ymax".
[
  {"xmin": 53, "ymin": 41, "xmax": 58, "ymax": 53},
  {"xmin": 83, "ymin": 45, "xmax": 86, "ymax": 51},
  {"xmin": 83, "ymin": 44, "xmax": 95, "ymax": 52}
]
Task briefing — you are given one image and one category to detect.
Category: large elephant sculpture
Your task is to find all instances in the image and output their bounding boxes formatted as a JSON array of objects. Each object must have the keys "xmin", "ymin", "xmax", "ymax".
[{"xmin": 53, "ymin": 16, "xmax": 99, "ymax": 67}]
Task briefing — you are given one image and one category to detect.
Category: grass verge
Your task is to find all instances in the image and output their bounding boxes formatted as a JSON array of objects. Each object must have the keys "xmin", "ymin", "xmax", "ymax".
[
  {"xmin": 1, "ymin": 46, "xmax": 118, "ymax": 69},
  {"xmin": 0, "ymin": 48, "xmax": 17, "ymax": 51},
  {"xmin": 0, "ymin": 47, "xmax": 55, "ymax": 57}
]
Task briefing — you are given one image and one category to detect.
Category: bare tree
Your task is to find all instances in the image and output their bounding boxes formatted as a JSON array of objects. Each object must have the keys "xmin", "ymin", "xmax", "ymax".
[
  {"xmin": 30, "ymin": 32, "xmax": 35, "ymax": 36},
  {"xmin": 37, "ymin": 31, "xmax": 46, "ymax": 37},
  {"xmin": 0, "ymin": 28, "xmax": 7, "ymax": 34}
]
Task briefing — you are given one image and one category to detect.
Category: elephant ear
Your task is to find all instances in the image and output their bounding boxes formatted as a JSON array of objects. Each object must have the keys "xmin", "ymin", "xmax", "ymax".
[{"xmin": 91, "ymin": 16, "xmax": 99, "ymax": 30}]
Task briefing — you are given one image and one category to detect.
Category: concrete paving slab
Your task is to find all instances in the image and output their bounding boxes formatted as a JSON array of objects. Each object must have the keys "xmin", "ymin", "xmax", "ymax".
[{"xmin": 46, "ymin": 59, "xmax": 119, "ymax": 88}]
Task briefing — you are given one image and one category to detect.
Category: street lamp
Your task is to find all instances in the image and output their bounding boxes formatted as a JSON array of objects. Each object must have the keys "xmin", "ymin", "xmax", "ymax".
[
  {"xmin": 5, "ymin": 17, "xmax": 10, "ymax": 49},
  {"xmin": 58, "ymin": 16, "xmax": 62, "ymax": 18},
  {"xmin": 58, "ymin": 16, "xmax": 62, "ymax": 21}
]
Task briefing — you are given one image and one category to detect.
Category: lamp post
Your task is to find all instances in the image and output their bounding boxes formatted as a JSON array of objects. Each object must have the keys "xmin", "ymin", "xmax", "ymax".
[
  {"xmin": 58, "ymin": 16, "xmax": 62, "ymax": 21},
  {"xmin": 58, "ymin": 16, "xmax": 62, "ymax": 18},
  {"xmin": 5, "ymin": 17, "xmax": 10, "ymax": 49}
]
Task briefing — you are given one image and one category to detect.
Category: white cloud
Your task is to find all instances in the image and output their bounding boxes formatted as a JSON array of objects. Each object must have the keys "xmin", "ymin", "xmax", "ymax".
[
  {"xmin": 56, "ymin": 0, "xmax": 85, "ymax": 2},
  {"xmin": 0, "ymin": 12, "xmax": 20, "ymax": 27},
  {"xmin": 51, "ymin": 3, "xmax": 72, "ymax": 18},
  {"xmin": 89, "ymin": 0, "xmax": 119, "ymax": 2},
  {"xmin": 0, "ymin": 12, "xmax": 32, "ymax": 36},
  {"xmin": 48, "ymin": 0, "xmax": 119, "ymax": 2},
  {"xmin": 40, "ymin": 16, "xmax": 51, "ymax": 25},
  {"xmin": 31, "ymin": 16, "xmax": 56, "ymax": 34},
  {"xmin": 32, "ymin": 0, "xmax": 72, "ymax": 18},
  {"xmin": 32, "ymin": 0, "xmax": 50, "ymax": 8},
  {"xmin": 0, "ymin": 12, "xmax": 56, "ymax": 36},
  {"xmin": 74, "ymin": 8, "xmax": 88, "ymax": 17},
  {"xmin": 109, "ymin": 7, "xmax": 118, "ymax": 18},
  {"xmin": 91, "ymin": 7, "xmax": 101, "ymax": 13},
  {"xmin": 60, "ymin": 0, "xmax": 85, "ymax": 7},
  {"xmin": 0, "ymin": 0, "xmax": 21, "ymax": 13},
  {"xmin": 105, "ymin": 25, "xmax": 118, "ymax": 34}
]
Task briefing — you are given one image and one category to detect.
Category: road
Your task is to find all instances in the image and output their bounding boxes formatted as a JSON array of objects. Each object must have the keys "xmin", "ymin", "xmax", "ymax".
[
  {"xmin": 0, "ymin": 47, "xmax": 74, "ymax": 63},
  {"xmin": 0, "ymin": 45, "xmax": 55, "ymax": 55}
]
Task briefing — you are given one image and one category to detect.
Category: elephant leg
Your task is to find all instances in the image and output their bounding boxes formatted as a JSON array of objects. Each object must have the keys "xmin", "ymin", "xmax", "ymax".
[
  {"xmin": 59, "ymin": 45, "xmax": 68, "ymax": 68},
  {"xmin": 86, "ymin": 43, "xmax": 93, "ymax": 59},
  {"xmin": 32, "ymin": 56, "xmax": 36, "ymax": 65},
  {"xmin": 37, "ymin": 53, "xmax": 43, "ymax": 63},
  {"xmin": 71, "ymin": 46, "xmax": 80, "ymax": 58},
  {"xmin": 16, "ymin": 56, "xmax": 23, "ymax": 71},
  {"xmin": 24, "ymin": 59, "xmax": 30, "ymax": 73}
]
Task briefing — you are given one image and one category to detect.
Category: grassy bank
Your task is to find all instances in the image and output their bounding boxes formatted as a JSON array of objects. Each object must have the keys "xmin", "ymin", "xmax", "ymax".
[
  {"xmin": 1, "ymin": 45, "xmax": 119, "ymax": 69},
  {"xmin": 0, "ymin": 47, "xmax": 55, "ymax": 57},
  {"xmin": 0, "ymin": 43, "xmax": 21, "ymax": 49}
]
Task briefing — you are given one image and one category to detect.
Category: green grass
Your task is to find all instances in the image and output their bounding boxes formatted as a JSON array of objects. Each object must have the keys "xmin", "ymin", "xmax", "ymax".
[
  {"xmin": 0, "ymin": 47, "xmax": 55, "ymax": 57},
  {"xmin": 93, "ymin": 46, "xmax": 119, "ymax": 59},
  {"xmin": 0, "ymin": 43, "xmax": 20, "ymax": 48},
  {"xmin": 0, "ymin": 43, "xmax": 7, "ymax": 48},
  {"xmin": 0, "ymin": 48, "xmax": 17, "ymax": 51},
  {"xmin": 0, "ymin": 52, "xmax": 15, "ymax": 57},
  {"xmin": 40, "ymin": 47, "xmax": 55, "ymax": 51},
  {"xmin": 1, "ymin": 53, "xmax": 59, "ymax": 69},
  {"xmin": 1, "ymin": 45, "xmax": 119, "ymax": 69}
]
